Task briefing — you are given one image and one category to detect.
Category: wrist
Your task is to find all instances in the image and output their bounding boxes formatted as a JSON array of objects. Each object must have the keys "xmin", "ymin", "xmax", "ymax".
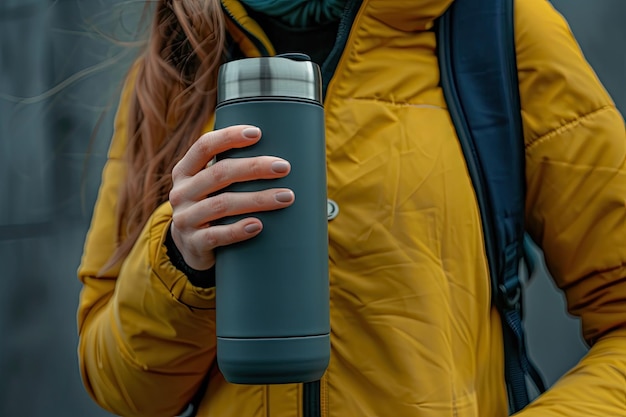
[{"xmin": 165, "ymin": 226, "xmax": 216, "ymax": 288}]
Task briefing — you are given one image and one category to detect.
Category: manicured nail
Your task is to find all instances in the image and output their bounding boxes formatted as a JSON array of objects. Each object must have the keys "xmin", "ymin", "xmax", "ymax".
[
  {"xmin": 271, "ymin": 161, "xmax": 290, "ymax": 173},
  {"xmin": 244, "ymin": 223, "xmax": 261, "ymax": 233},
  {"xmin": 242, "ymin": 127, "xmax": 260, "ymax": 139},
  {"xmin": 274, "ymin": 191, "xmax": 294, "ymax": 203}
]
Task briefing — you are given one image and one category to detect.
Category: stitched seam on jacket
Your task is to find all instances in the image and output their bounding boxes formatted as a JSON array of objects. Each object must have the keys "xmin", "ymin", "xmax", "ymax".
[
  {"xmin": 346, "ymin": 96, "xmax": 445, "ymax": 110},
  {"xmin": 525, "ymin": 105, "xmax": 614, "ymax": 151}
]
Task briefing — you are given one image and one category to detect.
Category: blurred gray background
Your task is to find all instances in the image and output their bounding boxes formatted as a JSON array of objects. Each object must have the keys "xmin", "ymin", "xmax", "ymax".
[{"xmin": 0, "ymin": 1, "xmax": 624, "ymax": 416}]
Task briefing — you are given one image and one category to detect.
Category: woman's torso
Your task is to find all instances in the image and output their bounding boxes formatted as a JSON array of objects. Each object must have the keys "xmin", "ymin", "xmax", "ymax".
[{"xmin": 199, "ymin": 1, "xmax": 507, "ymax": 416}]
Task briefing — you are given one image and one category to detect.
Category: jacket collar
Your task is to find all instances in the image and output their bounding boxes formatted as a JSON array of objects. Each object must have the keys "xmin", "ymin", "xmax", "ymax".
[
  {"xmin": 221, "ymin": 0, "xmax": 455, "ymax": 57},
  {"xmin": 221, "ymin": 0, "xmax": 275, "ymax": 56},
  {"xmin": 362, "ymin": 0, "xmax": 454, "ymax": 31}
]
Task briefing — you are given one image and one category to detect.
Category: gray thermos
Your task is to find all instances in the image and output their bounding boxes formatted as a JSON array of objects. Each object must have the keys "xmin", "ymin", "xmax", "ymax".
[{"xmin": 213, "ymin": 54, "xmax": 330, "ymax": 384}]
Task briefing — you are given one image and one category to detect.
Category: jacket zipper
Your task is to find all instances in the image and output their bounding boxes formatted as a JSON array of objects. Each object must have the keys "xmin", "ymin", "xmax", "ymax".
[
  {"xmin": 320, "ymin": 0, "xmax": 363, "ymax": 99},
  {"xmin": 301, "ymin": 1, "xmax": 363, "ymax": 416},
  {"xmin": 303, "ymin": 381, "xmax": 321, "ymax": 417}
]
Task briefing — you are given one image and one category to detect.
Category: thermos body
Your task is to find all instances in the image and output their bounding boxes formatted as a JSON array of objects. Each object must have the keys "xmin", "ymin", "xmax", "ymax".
[{"xmin": 213, "ymin": 55, "xmax": 330, "ymax": 385}]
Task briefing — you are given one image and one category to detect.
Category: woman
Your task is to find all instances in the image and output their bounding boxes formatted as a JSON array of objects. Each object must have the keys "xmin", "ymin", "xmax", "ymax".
[{"xmin": 77, "ymin": 0, "xmax": 626, "ymax": 416}]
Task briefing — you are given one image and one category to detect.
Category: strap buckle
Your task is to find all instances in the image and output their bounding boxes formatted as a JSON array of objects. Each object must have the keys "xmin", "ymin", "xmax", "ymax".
[{"xmin": 498, "ymin": 282, "xmax": 521, "ymax": 310}]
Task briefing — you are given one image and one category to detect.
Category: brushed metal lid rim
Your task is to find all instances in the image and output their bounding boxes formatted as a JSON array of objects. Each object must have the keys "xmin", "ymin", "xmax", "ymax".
[{"xmin": 217, "ymin": 56, "xmax": 323, "ymax": 105}]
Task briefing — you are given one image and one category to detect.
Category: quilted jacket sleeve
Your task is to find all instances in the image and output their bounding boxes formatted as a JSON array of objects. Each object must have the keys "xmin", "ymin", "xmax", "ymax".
[
  {"xmin": 515, "ymin": 0, "xmax": 626, "ymax": 415},
  {"xmin": 76, "ymin": 65, "xmax": 217, "ymax": 417}
]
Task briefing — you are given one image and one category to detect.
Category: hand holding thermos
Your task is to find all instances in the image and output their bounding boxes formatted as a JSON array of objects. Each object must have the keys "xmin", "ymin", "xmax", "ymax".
[
  {"xmin": 170, "ymin": 54, "xmax": 330, "ymax": 384},
  {"xmin": 169, "ymin": 125, "xmax": 295, "ymax": 270}
]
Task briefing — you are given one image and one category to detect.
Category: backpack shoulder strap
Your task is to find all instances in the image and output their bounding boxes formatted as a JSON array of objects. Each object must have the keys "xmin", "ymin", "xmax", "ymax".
[{"xmin": 436, "ymin": 0, "xmax": 546, "ymax": 412}]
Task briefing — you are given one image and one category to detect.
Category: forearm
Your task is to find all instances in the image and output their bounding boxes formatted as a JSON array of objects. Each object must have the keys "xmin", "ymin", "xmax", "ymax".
[
  {"xmin": 516, "ymin": 328, "xmax": 626, "ymax": 416},
  {"xmin": 79, "ymin": 204, "xmax": 217, "ymax": 417},
  {"xmin": 79, "ymin": 288, "xmax": 215, "ymax": 417}
]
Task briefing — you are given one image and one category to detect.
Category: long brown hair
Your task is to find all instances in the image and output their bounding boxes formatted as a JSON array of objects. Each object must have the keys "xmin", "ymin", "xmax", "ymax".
[{"xmin": 104, "ymin": 0, "xmax": 226, "ymax": 271}]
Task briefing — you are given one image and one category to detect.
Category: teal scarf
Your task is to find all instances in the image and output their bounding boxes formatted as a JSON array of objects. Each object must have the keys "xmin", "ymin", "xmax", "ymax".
[{"xmin": 240, "ymin": 0, "xmax": 347, "ymax": 27}]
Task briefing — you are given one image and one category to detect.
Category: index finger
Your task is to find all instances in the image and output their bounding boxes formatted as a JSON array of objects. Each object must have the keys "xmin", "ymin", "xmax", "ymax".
[{"xmin": 173, "ymin": 125, "xmax": 261, "ymax": 179}]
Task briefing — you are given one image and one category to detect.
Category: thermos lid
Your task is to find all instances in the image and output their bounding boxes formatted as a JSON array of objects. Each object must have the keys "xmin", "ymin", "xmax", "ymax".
[{"xmin": 217, "ymin": 53, "xmax": 323, "ymax": 106}]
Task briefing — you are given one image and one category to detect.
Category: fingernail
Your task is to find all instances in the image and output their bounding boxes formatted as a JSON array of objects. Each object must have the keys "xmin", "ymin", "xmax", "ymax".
[
  {"xmin": 271, "ymin": 161, "xmax": 290, "ymax": 173},
  {"xmin": 244, "ymin": 223, "xmax": 261, "ymax": 233},
  {"xmin": 242, "ymin": 127, "xmax": 260, "ymax": 139},
  {"xmin": 274, "ymin": 191, "xmax": 294, "ymax": 203}
]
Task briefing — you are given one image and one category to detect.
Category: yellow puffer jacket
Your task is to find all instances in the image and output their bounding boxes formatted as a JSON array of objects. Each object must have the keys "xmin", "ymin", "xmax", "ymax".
[{"xmin": 77, "ymin": 0, "xmax": 626, "ymax": 416}]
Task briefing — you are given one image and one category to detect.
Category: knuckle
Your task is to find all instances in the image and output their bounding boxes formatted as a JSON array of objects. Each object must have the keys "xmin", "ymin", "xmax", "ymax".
[
  {"xmin": 205, "ymin": 229, "xmax": 220, "ymax": 249},
  {"xmin": 199, "ymin": 137, "xmax": 213, "ymax": 154},
  {"xmin": 206, "ymin": 127, "xmax": 235, "ymax": 147},
  {"xmin": 208, "ymin": 161, "xmax": 229, "ymax": 184},
  {"xmin": 222, "ymin": 126, "xmax": 240, "ymax": 144},
  {"xmin": 248, "ymin": 158, "xmax": 264, "ymax": 177},
  {"xmin": 171, "ymin": 212, "xmax": 188, "ymax": 230},
  {"xmin": 207, "ymin": 194, "xmax": 229, "ymax": 217},
  {"xmin": 222, "ymin": 224, "xmax": 242, "ymax": 245},
  {"xmin": 250, "ymin": 192, "xmax": 266, "ymax": 208},
  {"xmin": 194, "ymin": 134, "xmax": 214, "ymax": 158},
  {"xmin": 171, "ymin": 162, "xmax": 181, "ymax": 180},
  {"xmin": 168, "ymin": 188, "xmax": 184, "ymax": 207},
  {"xmin": 228, "ymin": 226, "xmax": 241, "ymax": 243}
]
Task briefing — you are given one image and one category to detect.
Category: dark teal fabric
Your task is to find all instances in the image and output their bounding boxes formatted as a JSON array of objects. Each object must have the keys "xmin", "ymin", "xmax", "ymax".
[
  {"xmin": 244, "ymin": 6, "xmax": 339, "ymax": 65},
  {"xmin": 240, "ymin": 0, "xmax": 347, "ymax": 27}
]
